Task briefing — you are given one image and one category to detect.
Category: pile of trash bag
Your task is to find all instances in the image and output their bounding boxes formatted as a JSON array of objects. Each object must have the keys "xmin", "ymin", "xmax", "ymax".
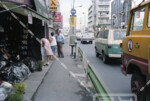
[
  {"xmin": 22, "ymin": 58, "xmax": 38, "ymax": 72},
  {"xmin": 0, "ymin": 81, "xmax": 13, "ymax": 101},
  {"xmin": 0, "ymin": 62, "xmax": 31, "ymax": 83}
]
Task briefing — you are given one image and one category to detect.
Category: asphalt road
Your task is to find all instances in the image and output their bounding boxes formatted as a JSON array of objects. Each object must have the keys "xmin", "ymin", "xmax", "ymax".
[{"xmin": 79, "ymin": 42, "xmax": 132, "ymax": 94}]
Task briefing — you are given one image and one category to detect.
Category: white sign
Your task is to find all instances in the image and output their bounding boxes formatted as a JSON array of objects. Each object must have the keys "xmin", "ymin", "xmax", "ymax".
[
  {"xmin": 28, "ymin": 13, "xmax": 33, "ymax": 24},
  {"xmin": 128, "ymin": 39, "xmax": 133, "ymax": 52}
]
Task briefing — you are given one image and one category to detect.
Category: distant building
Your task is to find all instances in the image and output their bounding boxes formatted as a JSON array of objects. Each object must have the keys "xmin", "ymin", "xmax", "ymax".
[
  {"xmin": 111, "ymin": 0, "xmax": 132, "ymax": 28},
  {"xmin": 88, "ymin": 0, "xmax": 111, "ymax": 31},
  {"xmin": 88, "ymin": 5, "xmax": 94, "ymax": 32}
]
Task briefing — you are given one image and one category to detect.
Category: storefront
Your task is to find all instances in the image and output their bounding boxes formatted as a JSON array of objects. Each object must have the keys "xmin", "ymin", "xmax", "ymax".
[{"xmin": 0, "ymin": 0, "xmax": 52, "ymax": 61}]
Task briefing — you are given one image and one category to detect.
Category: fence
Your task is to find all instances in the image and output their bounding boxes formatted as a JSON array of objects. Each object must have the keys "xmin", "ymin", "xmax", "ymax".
[{"xmin": 77, "ymin": 45, "xmax": 110, "ymax": 101}]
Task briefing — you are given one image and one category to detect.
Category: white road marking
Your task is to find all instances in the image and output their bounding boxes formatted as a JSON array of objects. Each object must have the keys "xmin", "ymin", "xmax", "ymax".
[{"xmin": 56, "ymin": 58, "xmax": 91, "ymax": 93}]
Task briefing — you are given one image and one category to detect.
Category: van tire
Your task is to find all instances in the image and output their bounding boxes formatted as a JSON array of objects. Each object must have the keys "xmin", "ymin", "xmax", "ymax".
[
  {"xmin": 95, "ymin": 49, "xmax": 99, "ymax": 57},
  {"xmin": 131, "ymin": 73, "xmax": 146, "ymax": 101},
  {"xmin": 102, "ymin": 52, "xmax": 107, "ymax": 63}
]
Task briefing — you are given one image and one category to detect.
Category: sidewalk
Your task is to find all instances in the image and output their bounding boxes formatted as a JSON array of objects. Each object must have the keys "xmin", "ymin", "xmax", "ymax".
[
  {"xmin": 23, "ymin": 61, "xmax": 54, "ymax": 101},
  {"xmin": 32, "ymin": 39, "xmax": 93, "ymax": 101}
]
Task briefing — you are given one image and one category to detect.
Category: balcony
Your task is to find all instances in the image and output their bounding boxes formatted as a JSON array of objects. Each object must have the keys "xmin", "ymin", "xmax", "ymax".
[
  {"xmin": 99, "ymin": 8, "xmax": 109, "ymax": 11},
  {"xmin": 98, "ymin": 2, "xmax": 110, "ymax": 5},
  {"xmin": 99, "ymin": 15, "xmax": 109, "ymax": 18},
  {"xmin": 99, "ymin": 20, "xmax": 111, "ymax": 24}
]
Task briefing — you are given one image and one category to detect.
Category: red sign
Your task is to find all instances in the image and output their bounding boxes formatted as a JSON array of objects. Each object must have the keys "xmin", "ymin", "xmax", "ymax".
[
  {"xmin": 7, "ymin": 0, "xmax": 30, "ymax": 5},
  {"xmin": 53, "ymin": 12, "xmax": 62, "ymax": 22}
]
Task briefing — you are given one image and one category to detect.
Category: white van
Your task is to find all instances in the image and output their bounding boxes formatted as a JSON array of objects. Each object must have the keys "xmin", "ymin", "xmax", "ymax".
[{"xmin": 95, "ymin": 29, "xmax": 126, "ymax": 63}]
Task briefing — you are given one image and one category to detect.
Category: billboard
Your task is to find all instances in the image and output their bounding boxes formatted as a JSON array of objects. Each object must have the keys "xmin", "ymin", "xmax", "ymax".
[
  {"xmin": 53, "ymin": 12, "xmax": 61, "ymax": 22},
  {"xmin": 70, "ymin": 16, "xmax": 76, "ymax": 26},
  {"xmin": 49, "ymin": 0, "xmax": 57, "ymax": 11}
]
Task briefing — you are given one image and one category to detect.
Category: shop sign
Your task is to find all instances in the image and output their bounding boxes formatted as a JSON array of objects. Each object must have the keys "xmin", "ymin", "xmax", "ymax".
[
  {"xmin": 53, "ymin": 12, "xmax": 61, "ymax": 22},
  {"xmin": 28, "ymin": 13, "xmax": 33, "ymax": 24},
  {"xmin": 49, "ymin": 0, "xmax": 57, "ymax": 11}
]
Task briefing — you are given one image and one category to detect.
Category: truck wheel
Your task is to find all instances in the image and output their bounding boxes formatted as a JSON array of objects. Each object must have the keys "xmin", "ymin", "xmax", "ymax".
[
  {"xmin": 131, "ymin": 73, "xmax": 146, "ymax": 101},
  {"xmin": 102, "ymin": 52, "xmax": 107, "ymax": 63}
]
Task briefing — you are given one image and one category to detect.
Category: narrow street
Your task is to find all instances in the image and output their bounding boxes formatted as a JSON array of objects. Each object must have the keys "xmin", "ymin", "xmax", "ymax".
[{"xmin": 33, "ymin": 39, "xmax": 92, "ymax": 101}]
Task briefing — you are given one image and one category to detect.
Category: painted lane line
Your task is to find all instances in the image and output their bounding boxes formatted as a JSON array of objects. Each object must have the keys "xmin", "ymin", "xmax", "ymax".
[{"xmin": 56, "ymin": 58, "xmax": 91, "ymax": 93}]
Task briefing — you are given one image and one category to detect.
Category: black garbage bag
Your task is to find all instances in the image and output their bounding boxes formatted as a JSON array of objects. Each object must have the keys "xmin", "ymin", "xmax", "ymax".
[
  {"xmin": 23, "ymin": 58, "xmax": 38, "ymax": 72},
  {"xmin": 0, "ymin": 62, "xmax": 31, "ymax": 83},
  {"xmin": 14, "ymin": 63, "xmax": 31, "ymax": 80}
]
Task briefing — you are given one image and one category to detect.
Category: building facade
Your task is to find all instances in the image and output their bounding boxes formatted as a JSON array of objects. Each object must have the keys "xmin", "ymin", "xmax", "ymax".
[
  {"xmin": 88, "ymin": 5, "xmax": 94, "ymax": 32},
  {"xmin": 111, "ymin": 0, "xmax": 132, "ymax": 28},
  {"xmin": 88, "ymin": 0, "xmax": 111, "ymax": 32}
]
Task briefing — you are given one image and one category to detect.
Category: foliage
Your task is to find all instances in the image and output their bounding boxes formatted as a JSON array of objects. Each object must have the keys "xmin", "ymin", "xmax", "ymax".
[
  {"xmin": 38, "ymin": 60, "xmax": 43, "ymax": 71},
  {"xmin": 7, "ymin": 93, "xmax": 22, "ymax": 101},
  {"xmin": 13, "ymin": 82, "xmax": 26, "ymax": 94}
]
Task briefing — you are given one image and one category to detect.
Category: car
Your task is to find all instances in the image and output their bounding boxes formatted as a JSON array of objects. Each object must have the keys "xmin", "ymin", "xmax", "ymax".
[
  {"xmin": 76, "ymin": 32, "xmax": 82, "ymax": 40},
  {"xmin": 81, "ymin": 34, "xmax": 94, "ymax": 44},
  {"xmin": 95, "ymin": 29, "xmax": 126, "ymax": 63}
]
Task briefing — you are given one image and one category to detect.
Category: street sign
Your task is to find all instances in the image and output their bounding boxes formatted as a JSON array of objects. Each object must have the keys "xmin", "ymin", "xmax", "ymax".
[
  {"xmin": 71, "ymin": 8, "xmax": 76, "ymax": 15},
  {"xmin": 49, "ymin": 0, "xmax": 57, "ymax": 11},
  {"xmin": 70, "ymin": 15, "xmax": 76, "ymax": 26}
]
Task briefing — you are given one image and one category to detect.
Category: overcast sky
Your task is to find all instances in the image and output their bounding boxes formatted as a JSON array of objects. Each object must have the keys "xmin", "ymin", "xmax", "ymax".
[
  {"xmin": 59, "ymin": 0, "xmax": 144, "ymax": 29},
  {"xmin": 59, "ymin": 0, "xmax": 92, "ymax": 29}
]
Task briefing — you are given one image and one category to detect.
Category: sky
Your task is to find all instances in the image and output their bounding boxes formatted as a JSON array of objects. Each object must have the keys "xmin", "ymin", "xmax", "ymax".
[
  {"xmin": 59, "ymin": 0, "xmax": 145, "ymax": 29},
  {"xmin": 59, "ymin": 0, "xmax": 92, "ymax": 29}
]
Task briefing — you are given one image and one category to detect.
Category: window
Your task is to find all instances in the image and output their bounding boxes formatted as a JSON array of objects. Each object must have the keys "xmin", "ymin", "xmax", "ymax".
[
  {"xmin": 98, "ymin": 31, "xmax": 104, "ymax": 38},
  {"xmin": 147, "ymin": 6, "xmax": 150, "ymax": 27},
  {"xmin": 113, "ymin": 30, "xmax": 126, "ymax": 40},
  {"xmin": 133, "ymin": 8, "xmax": 145, "ymax": 31},
  {"xmin": 103, "ymin": 30, "xmax": 109, "ymax": 39}
]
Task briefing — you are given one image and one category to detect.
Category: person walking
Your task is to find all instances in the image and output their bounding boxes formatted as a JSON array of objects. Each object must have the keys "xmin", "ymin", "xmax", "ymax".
[
  {"xmin": 56, "ymin": 30, "xmax": 64, "ymax": 58},
  {"xmin": 49, "ymin": 32, "xmax": 57, "ymax": 59},
  {"xmin": 41, "ymin": 38, "xmax": 53, "ymax": 66}
]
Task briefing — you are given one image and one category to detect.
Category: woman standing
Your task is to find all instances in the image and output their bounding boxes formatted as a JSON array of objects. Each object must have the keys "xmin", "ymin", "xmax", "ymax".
[
  {"xmin": 41, "ymin": 38, "xmax": 53, "ymax": 66},
  {"xmin": 49, "ymin": 32, "xmax": 57, "ymax": 58}
]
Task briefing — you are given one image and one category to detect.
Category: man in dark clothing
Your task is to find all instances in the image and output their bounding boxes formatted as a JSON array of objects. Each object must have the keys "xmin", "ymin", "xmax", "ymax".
[{"xmin": 56, "ymin": 30, "xmax": 64, "ymax": 58}]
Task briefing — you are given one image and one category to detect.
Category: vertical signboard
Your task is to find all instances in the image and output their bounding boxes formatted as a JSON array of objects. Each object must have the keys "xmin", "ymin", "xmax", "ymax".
[
  {"xmin": 70, "ymin": 15, "xmax": 76, "ymax": 26},
  {"xmin": 49, "ymin": 0, "xmax": 57, "ymax": 11}
]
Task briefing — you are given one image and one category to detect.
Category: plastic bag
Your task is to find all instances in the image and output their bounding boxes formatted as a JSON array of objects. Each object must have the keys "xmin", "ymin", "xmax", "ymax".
[
  {"xmin": 0, "ymin": 81, "xmax": 14, "ymax": 96},
  {"xmin": 0, "ymin": 62, "xmax": 31, "ymax": 83},
  {"xmin": 0, "ymin": 61, "xmax": 6, "ymax": 70},
  {"xmin": 23, "ymin": 58, "xmax": 38, "ymax": 72},
  {"xmin": 0, "ymin": 88, "xmax": 7, "ymax": 101}
]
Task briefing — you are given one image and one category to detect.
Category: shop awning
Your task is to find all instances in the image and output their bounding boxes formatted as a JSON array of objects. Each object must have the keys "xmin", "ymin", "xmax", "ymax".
[{"xmin": 0, "ymin": 2, "xmax": 51, "ymax": 23}]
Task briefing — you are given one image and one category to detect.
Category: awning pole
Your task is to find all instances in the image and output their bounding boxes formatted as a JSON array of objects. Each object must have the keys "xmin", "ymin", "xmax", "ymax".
[{"xmin": 0, "ymin": 4, "xmax": 26, "ymax": 14}]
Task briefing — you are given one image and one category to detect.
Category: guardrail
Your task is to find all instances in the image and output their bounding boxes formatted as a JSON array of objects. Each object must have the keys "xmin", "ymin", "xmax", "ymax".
[{"xmin": 77, "ymin": 45, "xmax": 110, "ymax": 101}]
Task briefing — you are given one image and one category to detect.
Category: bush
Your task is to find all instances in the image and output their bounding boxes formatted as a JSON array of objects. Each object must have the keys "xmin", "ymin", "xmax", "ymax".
[
  {"xmin": 13, "ymin": 82, "xmax": 26, "ymax": 94},
  {"xmin": 7, "ymin": 93, "xmax": 22, "ymax": 101}
]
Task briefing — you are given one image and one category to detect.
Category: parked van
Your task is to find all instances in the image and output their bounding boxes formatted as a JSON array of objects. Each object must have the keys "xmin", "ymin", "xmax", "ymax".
[{"xmin": 95, "ymin": 29, "xmax": 126, "ymax": 63}]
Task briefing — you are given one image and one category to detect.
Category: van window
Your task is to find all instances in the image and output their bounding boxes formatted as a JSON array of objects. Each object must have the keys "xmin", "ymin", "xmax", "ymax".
[
  {"xmin": 133, "ymin": 8, "xmax": 145, "ymax": 31},
  {"xmin": 147, "ymin": 6, "xmax": 150, "ymax": 27},
  {"xmin": 103, "ymin": 30, "xmax": 108, "ymax": 39},
  {"xmin": 98, "ymin": 31, "xmax": 103, "ymax": 38},
  {"xmin": 113, "ymin": 30, "xmax": 126, "ymax": 40}
]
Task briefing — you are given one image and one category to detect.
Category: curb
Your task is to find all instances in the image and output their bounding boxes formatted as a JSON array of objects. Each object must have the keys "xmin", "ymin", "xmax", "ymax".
[
  {"xmin": 23, "ymin": 61, "xmax": 54, "ymax": 101},
  {"xmin": 78, "ymin": 46, "xmax": 111, "ymax": 100}
]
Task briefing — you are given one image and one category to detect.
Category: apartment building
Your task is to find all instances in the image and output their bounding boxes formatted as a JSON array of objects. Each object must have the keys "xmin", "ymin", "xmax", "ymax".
[{"xmin": 88, "ymin": 0, "xmax": 111, "ymax": 31}]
